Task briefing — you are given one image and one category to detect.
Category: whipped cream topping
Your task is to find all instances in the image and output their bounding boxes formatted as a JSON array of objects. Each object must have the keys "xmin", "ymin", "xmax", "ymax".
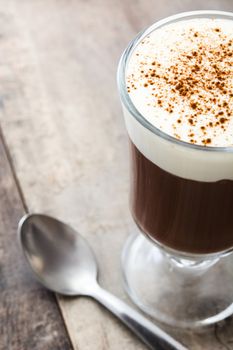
[{"xmin": 126, "ymin": 18, "xmax": 233, "ymax": 147}]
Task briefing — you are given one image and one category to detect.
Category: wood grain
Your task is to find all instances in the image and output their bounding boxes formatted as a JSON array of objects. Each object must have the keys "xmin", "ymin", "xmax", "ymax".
[
  {"xmin": 0, "ymin": 0, "xmax": 233, "ymax": 349},
  {"xmin": 0, "ymin": 130, "xmax": 72, "ymax": 350}
]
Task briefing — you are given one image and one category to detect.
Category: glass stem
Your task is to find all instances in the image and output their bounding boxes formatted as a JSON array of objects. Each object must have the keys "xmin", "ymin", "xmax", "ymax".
[{"xmin": 164, "ymin": 252, "xmax": 220, "ymax": 276}]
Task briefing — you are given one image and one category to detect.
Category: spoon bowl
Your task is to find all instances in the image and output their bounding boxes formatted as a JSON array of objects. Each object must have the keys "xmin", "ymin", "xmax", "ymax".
[{"xmin": 19, "ymin": 214, "xmax": 97, "ymax": 295}]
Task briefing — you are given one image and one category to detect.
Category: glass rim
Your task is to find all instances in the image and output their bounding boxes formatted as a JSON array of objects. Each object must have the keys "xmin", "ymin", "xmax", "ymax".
[{"xmin": 117, "ymin": 10, "xmax": 233, "ymax": 153}]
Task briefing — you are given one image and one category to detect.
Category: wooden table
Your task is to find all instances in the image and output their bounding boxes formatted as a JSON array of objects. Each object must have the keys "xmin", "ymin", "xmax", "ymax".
[{"xmin": 1, "ymin": 1, "xmax": 233, "ymax": 349}]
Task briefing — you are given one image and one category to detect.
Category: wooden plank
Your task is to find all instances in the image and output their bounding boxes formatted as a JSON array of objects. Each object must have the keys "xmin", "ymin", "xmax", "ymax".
[
  {"xmin": 0, "ymin": 130, "xmax": 73, "ymax": 350},
  {"xmin": 1, "ymin": 0, "xmax": 233, "ymax": 349}
]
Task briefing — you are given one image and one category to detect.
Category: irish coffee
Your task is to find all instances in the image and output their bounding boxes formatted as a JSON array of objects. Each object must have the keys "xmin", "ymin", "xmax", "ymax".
[
  {"xmin": 118, "ymin": 12, "xmax": 233, "ymax": 328},
  {"xmin": 124, "ymin": 17, "xmax": 233, "ymax": 254}
]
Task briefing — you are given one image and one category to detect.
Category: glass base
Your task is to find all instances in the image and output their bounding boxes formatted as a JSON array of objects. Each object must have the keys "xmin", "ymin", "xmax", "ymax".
[{"xmin": 122, "ymin": 233, "xmax": 233, "ymax": 328}]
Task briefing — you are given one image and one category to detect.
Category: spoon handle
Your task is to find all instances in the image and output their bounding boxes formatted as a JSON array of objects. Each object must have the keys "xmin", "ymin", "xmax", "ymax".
[{"xmin": 91, "ymin": 284, "xmax": 187, "ymax": 350}]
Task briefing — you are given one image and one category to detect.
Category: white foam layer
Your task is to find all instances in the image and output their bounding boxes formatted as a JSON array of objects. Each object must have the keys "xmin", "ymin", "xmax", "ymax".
[
  {"xmin": 124, "ymin": 106, "xmax": 233, "ymax": 181},
  {"xmin": 127, "ymin": 18, "xmax": 233, "ymax": 147},
  {"xmin": 122, "ymin": 14, "xmax": 233, "ymax": 181}
]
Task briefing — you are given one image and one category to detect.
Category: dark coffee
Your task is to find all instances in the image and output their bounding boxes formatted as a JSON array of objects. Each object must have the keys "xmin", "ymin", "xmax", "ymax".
[{"xmin": 130, "ymin": 141, "xmax": 233, "ymax": 254}]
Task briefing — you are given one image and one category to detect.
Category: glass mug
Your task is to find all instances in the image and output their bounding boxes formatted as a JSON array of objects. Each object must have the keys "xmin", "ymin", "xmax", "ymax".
[{"xmin": 117, "ymin": 10, "xmax": 233, "ymax": 328}]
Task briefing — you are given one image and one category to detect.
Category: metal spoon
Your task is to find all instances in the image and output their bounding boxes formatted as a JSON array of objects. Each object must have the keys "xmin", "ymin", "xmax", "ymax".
[{"xmin": 18, "ymin": 213, "xmax": 187, "ymax": 350}]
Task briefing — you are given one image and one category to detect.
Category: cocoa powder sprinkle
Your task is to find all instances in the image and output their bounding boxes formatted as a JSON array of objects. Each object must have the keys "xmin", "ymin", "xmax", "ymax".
[{"xmin": 127, "ymin": 20, "xmax": 233, "ymax": 146}]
